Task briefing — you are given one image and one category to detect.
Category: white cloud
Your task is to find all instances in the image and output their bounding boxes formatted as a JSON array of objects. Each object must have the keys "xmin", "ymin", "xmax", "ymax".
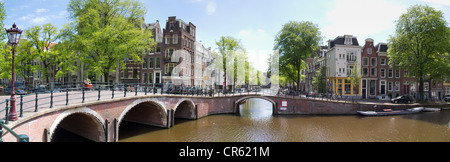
[
  {"xmin": 257, "ymin": 29, "xmax": 265, "ymax": 33},
  {"xmin": 30, "ymin": 16, "xmax": 50, "ymax": 24},
  {"xmin": 189, "ymin": 0, "xmax": 217, "ymax": 15},
  {"xmin": 322, "ymin": 0, "xmax": 406, "ymax": 41},
  {"xmin": 239, "ymin": 30, "xmax": 251, "ymax": 36},
  {"xmin": 206, "ymin": 1, "xmax": 217, "ymax": 15},
  {"xmin": 36, "ymin": 8, "xmax": 49, "ymax": 13}
]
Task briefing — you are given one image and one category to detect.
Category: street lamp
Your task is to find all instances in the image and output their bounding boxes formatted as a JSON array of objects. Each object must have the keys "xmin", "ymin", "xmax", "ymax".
[{"xmin": 5, "ymin": 23, "xmax": 23, "ymax": 121}]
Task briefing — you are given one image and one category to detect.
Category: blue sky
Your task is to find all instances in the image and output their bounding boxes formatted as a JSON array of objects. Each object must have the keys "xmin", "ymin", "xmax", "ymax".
[{"xmin": 3, "ymin": 0, "xmax": 450, "ymax": 71}]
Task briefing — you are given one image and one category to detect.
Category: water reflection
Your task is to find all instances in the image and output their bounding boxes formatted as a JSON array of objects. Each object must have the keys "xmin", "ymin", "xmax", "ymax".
[
  {"xmin": 239, "ymin": 98, "xmax": 273, "ymax": 120},
  {"xmin": 119, "ymin": 100, "xmax": 450, "ymax": 142}
]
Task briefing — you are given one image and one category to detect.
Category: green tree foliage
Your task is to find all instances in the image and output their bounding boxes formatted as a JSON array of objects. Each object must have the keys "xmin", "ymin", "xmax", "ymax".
[
  {"xmin": 388, "ymin": 4, "xmax": 450, "ymax": 101},
  {"xmin": 312, "ymin": 66, "xmax": 326, "ymax": 94},
  {"xmin": 67, "ymin": 0, "xmax": 155, "ymax": 83},
  {"xmin": 24, "ymin": 23, "xmax": 59, "ymax": 84},
  {"xmin": 274, "ymin": 21, "xmax": 322, "ymax": 91},
  {"xmin": 215, "ymin": 36, "xmax": 242, "ymax": 92}
]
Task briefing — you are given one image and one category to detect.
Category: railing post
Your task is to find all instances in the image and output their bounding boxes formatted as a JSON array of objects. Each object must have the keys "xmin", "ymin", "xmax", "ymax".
[
  {"xmin": 19, "ymin": 95, "xmax": 23, "ymax": 117},
  {"xmin": 124, "ymin": 84, "xmax": 127, "ymax": 97},
  {"xmin": 135, "ymin": 84, "xmax": 138, "ymax": 96},
  {"xmin": 50, "ymin": 90, "xmax": 54, "ymax": 108},
  {"xmin": 145, "ymin": 82, "xmax": 148, "ymax": 95},
  {"xmin": 82, "ymin": 86, "xmax": 85, "ymax": 103},
  {"xmin": 0, "ymin": 121, "xmax": 3, "ymax": 142},
  {"xmin": 111, "ymin": 84, "xmax": 115, "ymax": 99},
  {"xmin": 35, "ymin": 92, "xmax": 38, "ymax": 112},
  {"xmin": 4, "ymin": 99, "xmax": 9, "ymax": 124},
  {"xmin": 98, "ymin": 85, "xmax": 101, "ymax": 101},
  {"xmin": 17, "ymin": 134, "xmax": 29, "ymax": 142},
  {"xmin": 66, "ymin": 89, "xmax": 69, "ymax": 105}
]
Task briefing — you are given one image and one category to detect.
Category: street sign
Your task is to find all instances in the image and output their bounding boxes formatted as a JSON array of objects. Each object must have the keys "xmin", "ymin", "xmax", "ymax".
[
  {"xmin": 280, "ymin": 100, "xmax": 288, "ymax": 110},
  {"xmin": 281, "ymin": 100, "xmax": 288, "ymax": 107}
]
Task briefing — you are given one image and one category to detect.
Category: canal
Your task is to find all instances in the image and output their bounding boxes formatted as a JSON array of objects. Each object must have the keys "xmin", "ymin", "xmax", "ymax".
[{"xmin": 119, "ymin": 98, "xmax": 450, "ymax": 142}]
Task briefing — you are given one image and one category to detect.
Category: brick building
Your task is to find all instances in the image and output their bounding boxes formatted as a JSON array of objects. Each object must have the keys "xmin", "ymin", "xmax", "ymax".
[{"xmin": 162, "ymin": 16, "xmax": 197, "ymax": 86}]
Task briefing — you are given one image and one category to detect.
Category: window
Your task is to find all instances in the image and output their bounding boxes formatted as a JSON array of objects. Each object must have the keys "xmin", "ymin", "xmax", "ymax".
[
  {"xmin": 380, "ymin": 80, "xmax": 386, "ymax": 95},
  {"xmin": 347, "ymin": 52, "xmax": 355, "ymax": 61},
  {"xmin": 347, "ymin": 66, "xmax": 353, "ymax": 76},
  {"xmin": 166, "ymin": 49, "xmax": 174, "ymax": 59},
  {"xmin": 133, "ymin": 69, "xmax": 138, "ymax": 79},
  {"xmin": 395, "ymin": 81, "xmax": 400, "ymax": 91},
  {"xmin": 165, "ymin": 63, "xmax": 175, "ymax": 74},
  {"xmin": 388, "ymin": 81, "xmax": 393, "ymax": 91},
  {"xmin": 155, "ymin": 72, "xmax": 160, "ymax": 84},
  {"xmin": 143, "ymin": 73, "xmax": 148, "ymax": 83},
  {"xmin": 380, "ymin": 58, "xmax": 386, "ymax": 65},
  {"xmin": 149, "ymin": 73, "xmax": 153, "ymax": 83},
  {"xmin": 143, "ymin": 58, "xmax": 148, "ymax": 69},
  {"xmin": 395, "ymin": 70, "xmax": 400, "ymax": 78},
  {"xmin": 363, "ymin": 57, "xmax": 369, "ymax": 66},
  {"xmin": 371, "ymin": 68, "xmax": 377, "ymax": 77},
  {"xmin": 388, "ymin": 69, "xmax": 393, "ymax": 78},
  {"xmin": 165, "ymin": 36, "xmax": 170, "ymax": 44},
  {"xmin": 363, "ymin": 68, "xmax": 368, "ymax": 76},
  {"xmin": 367, "ymin": 48, "xmax": 372, "ymax": 54},
  {"xmin": 156, "ymin": 58, "xmax": 161, "ymax": 69},
  {"xmin": 344, "ymin": 37, "xmax": 352, "ymax": 45},
  {"xmin": 173, "ymin": 36, "xmax": 178, "ymax": 44},
  {"xmin": 149, "ymin": 58, "xmax": 154, "ymax": 68},
  {"xmin": 371, "ymin": 58, "xmax": 377, "ymax": 66},
  {"xmin": 380, "ymin": 69, "xmax": 386, "ymax": 78},
  {"xmin": 156, "ymin": 47, "xmax": 161, "ymax": 53}
]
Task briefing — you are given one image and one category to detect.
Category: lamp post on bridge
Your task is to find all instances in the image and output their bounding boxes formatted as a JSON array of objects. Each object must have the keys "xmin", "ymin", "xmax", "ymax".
[{"xmin": 5, "ymin": 23, "xmax": 23, "ymax": 121}]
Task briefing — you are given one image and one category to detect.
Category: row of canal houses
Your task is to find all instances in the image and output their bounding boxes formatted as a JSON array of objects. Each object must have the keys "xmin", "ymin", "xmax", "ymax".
[{"xmin": 304, "ymin": 35, "xmax": 450, "ymax": 100}]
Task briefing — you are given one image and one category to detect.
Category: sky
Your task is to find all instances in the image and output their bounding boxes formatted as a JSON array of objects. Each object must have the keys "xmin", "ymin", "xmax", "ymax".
[{"xmin": 2, "ymin": 0, "xmax": 450, "ymax": 72}]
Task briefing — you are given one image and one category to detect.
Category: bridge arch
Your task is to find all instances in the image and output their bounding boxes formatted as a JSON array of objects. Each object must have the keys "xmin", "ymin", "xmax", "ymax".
[
  {"xmin": 117, "ymin": 98, "xmax": 168, "ymax": 137},
  {"xmin": 173, "ymin": 99, "xmax": 197, "ymax": 121},
  {"xmin": 49, "ymin": 107, "xmax": 106, "ymax": 142},
  {"xmin": 234, "ymin": 96, "xmax": 277, "ymax": 115}
]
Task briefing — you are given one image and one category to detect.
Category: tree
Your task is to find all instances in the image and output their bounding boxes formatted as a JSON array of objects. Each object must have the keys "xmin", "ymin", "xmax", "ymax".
[
  {"xmin": 24, "ymin": 23, "xmax": 59, "ymax": 85},
  {"xmin": 312, "ymin": 66, "xmax": 326, "ymax": 94},
  {"xmin": 274, "ymin": 21, "xmax": 322, "ymax": 91},
  {"xmin": 215, "ymin": 36, "xmax": 242, "ymax": 92},
  {"xmin": 388, "ymin": 4, "xmax": 450, "ymax": 102},
  {"xmin": 67, "ymin": 0, "xmax": 154, "ymax": 84},
  {"xmin": 349, "ymin": 61, "xmax": 361, "ymax": 95}
]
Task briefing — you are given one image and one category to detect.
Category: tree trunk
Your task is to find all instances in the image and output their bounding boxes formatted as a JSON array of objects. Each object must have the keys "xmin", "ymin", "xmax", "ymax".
[
  {"xmin": 297, "ymin": 68, "xmax": 301, "ymax": 92},
  {"xmin": 103, "ymin": 70, "xmax": 109, "ymax": 85}
]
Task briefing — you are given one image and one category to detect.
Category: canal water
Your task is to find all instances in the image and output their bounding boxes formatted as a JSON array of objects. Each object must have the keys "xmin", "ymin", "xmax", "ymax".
[{"xmin": 119, "ymin": 98, "xmax": 450, "ymax": 142}]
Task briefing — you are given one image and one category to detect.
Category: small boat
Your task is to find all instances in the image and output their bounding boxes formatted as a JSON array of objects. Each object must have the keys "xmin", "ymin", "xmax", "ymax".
[
  {"xmin": 357, "ymin": 107, "xmax": 424, "ymax": 116},
  {"xmin": 422, "ymin": 108, "xmax": 441, "ymax": 112},
  {"xmin": 84, "ymin": 83, "xmax": 93, "ymax": 89}
]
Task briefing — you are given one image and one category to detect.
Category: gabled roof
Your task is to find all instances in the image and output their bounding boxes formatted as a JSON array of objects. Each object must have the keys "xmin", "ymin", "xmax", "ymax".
[{"xmin": 328, "ymin": 35, "xmax": 359, "ymax": 48}]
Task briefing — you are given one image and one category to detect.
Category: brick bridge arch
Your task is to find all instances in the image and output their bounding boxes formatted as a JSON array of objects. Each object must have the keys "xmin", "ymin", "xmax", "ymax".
[
  {"xmin": 49, "ymin": 107, "xmax": 106, "ymax": 142},
  {"xmin": 173, "ymin": 99, "xmax": 197, "ymax": 120},
  {"xmin": 234, "ymin": 96, "xmax": 277, "ymax": 115}
]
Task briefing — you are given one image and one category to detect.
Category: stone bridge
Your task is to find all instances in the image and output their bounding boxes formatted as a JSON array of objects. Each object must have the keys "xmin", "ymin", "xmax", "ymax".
[{"xmin": 2, "ymin": 94, "xmax": 448, "ymax": 142}]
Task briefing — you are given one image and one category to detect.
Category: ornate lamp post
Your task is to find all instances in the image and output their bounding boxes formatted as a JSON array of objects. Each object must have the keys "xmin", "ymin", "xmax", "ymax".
[{"xmin": 5, "ymin": 23, "xmax": 23, "ymax": 121}]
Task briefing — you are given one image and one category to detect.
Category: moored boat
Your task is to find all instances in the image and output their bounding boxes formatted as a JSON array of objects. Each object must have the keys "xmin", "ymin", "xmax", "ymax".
[
  {"xmin": 357, "ymin": 107, "xmax": 424, "ymax": 116},
  {"xmin": 422, "ymin": 108, "xmax": 441, "ymax": 112}
]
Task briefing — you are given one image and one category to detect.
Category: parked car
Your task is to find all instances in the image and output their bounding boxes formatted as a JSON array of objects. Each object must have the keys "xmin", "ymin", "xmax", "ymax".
[
  {"xmin": 391, "ymin": 95, "xmax": 414, "ymax": 104},
  {"xmin": 16, "ymin": 89, "xmax": 27, "ymax": 95},
  {"xmin": 445, "ymin": 95, "xmax": 450, "ymax": 102},
  {"xmin": 306, "ymin": 91, "xmax": 316, "ymax": 97}
]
